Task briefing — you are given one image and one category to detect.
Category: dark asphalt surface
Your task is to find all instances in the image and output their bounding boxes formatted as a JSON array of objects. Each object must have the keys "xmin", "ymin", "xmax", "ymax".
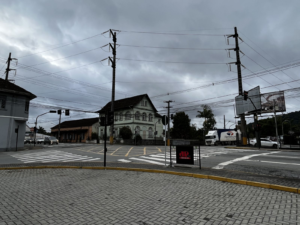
[{"xmin": 2, "ymin": 144, "xmax": 300, "ymax": 188}]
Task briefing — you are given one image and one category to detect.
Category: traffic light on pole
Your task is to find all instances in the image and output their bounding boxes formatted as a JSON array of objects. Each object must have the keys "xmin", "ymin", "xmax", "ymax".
[
  {"xmin": 65, "ymin": 109, "xmax": 70, "ymax": 116},
  {"xmin": 57, "ymin": 109, "xmax": 61, "ymax": 115},
  {"xmin": 243, "ymin": 91, "xmax": 248, "ymax": 101},
  {"xmin": 100, "ymin": 117, "xmax": 106, "ymax": 126},
  {"xmin": 106, "ymin": 111, "xmax": 114, "ymax": 125}
]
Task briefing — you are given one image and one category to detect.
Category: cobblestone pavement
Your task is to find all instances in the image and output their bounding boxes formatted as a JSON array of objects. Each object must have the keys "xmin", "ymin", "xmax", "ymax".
[
  {"xmin": 1, "ymin": 169, "xmax": 300, "ymax": 225},
  {"xmin": 1, "ymin": 161, "xmax": 300, "ymax": 188}
]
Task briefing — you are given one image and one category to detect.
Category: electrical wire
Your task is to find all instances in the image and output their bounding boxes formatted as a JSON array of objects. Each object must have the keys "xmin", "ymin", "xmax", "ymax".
[
  {"xmin": 119, "ymin": 44, "xmax": 225, "ymax": 51},
  {"xmin": 18, "ymin": 32, "xmax": 104, "ymax": 58},
  {"xmin": 118, "ymin": 30, "xmax": 225, "ymax": 36}
]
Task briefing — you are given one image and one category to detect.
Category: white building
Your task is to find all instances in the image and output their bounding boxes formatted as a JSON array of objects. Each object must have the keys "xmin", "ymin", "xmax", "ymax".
[
  {"xmin": 97, "ymin": 94, "xmax": 164, "ymax": 142},
  {"xmin": 0, "ymin": 78, "xmax": 36, "ymax": 151}
]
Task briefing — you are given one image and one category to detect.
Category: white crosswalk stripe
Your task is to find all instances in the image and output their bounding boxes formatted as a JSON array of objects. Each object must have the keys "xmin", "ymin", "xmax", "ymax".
[
  {"xmin": 10, "ymin": 150, "xmax": 100, "ymax": 163},
  {"xmin": 117, "ymin": 148, "xmax": 255, "ymax": 165}
]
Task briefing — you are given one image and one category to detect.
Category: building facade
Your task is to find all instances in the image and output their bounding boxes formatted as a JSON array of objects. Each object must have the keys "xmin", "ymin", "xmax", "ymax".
[
  {"xmin": 51, "ymin": 118, "xmax": 99, "ymax": 143},
  {"xmin": 97, "ymin": 94, "xmax": 163, "ymax": 141},
  {"xmin": 0, "ymin": 78, "xmax": 36, "ymax": 151}
]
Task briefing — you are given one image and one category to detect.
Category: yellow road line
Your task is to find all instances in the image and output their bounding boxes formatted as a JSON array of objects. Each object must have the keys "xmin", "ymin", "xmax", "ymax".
[
  {"xmin": 156, "ymin": 147, "xmax": 162, "ymax": 152},
  {"xmin": 111, "ymin": 147, "xmax": 122, "ymax": 156},
  {"xmin": 87, "ymin": 146, "xmax": 100, "ymax": 152},
  {"xmin": 144, "ymin": 147, "xmax": 146, "ymax": 155},
  {"xmin": 125, "ymin": 147, "xmax": 133, "ymax": 157}
]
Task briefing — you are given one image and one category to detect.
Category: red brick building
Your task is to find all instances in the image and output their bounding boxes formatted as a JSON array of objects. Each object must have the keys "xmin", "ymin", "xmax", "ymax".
[{"xmin": 51, "ymin": 118, "xmax": 99, "ymax": 143}]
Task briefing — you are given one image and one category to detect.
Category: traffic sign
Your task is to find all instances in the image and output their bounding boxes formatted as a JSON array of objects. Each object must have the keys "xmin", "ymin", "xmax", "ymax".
[{"xmin": 162, "ymin": 115, "xmax": 169, "ymax": 125}]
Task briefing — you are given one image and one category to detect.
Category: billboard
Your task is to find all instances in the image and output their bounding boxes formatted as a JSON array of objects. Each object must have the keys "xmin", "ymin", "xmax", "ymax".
[
  {"xmin": 260, "ymin": 91, "xmax": 286, "ymax": 113},
  {"xmin": 235, "ymin": 86, "xmax": 261, "ymax": 115}
]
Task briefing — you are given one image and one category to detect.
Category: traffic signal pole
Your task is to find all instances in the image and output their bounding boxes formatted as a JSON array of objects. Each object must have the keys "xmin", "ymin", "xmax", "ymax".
[{"xmin": 164, "ymin": 100, "xmax": 173, "ymax": 146}]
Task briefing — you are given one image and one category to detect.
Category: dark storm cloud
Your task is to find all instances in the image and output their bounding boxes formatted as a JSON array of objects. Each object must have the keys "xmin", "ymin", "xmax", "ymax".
[{"xmin": 1, "ymin": 0, "xmax": 300, "ymax": 131}]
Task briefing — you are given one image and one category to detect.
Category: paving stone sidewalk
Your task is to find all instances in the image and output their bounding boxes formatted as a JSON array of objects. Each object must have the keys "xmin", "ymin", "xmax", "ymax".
[
  {"xmin": 1, "ymin": 161, "xmax": 300, "ymax": 188},
  {"xmin": 1, "ymin": 168, "xmax": 300, "ymax": 225}
]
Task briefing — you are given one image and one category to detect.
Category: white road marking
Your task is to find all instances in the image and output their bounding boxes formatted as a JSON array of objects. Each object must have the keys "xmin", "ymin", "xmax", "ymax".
[
  {"xmin": 245, "ymin": 159, "xmax": 300, "ymax": 166},
  {"xmin": 10, "ymin": 150, "xmax": 98, "ymax": 163},
  {"xmin": 129, "ymin": 157, "xmax": 167, "ymax": 165},
  {"xmin": 118, "ymin": 159, "xmax": 131, "ymax": 163},
  {"xmin": 140, "ymin": 156, "xmax": 171, "ymax": 162},
  {"xmin": 212, "ymin": 152, "xmax": 279, "ymax": 169},
  {"xmin": 260, "ymin": 155, "xmax": 300, "ymax": 159}
]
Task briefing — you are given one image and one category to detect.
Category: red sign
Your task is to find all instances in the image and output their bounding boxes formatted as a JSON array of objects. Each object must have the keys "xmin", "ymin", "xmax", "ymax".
[{"xmin": 179, "ymin": 151, "xmax": 191, "ymax": 159}]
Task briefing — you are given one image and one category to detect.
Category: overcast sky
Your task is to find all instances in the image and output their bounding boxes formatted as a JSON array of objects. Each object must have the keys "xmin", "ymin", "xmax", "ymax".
[{"xmin": 1, "ymin": 0, "xmax": 300, "ymax": 132}]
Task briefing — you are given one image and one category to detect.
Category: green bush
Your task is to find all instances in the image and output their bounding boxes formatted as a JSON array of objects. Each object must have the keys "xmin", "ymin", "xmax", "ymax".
[
  {"xmin": 120, "ymin": 127, "xmax": 133, "ymax": 139},
  {"xmin": 91, "ymin": 132, "xmax": 98, "ymax": 140}
]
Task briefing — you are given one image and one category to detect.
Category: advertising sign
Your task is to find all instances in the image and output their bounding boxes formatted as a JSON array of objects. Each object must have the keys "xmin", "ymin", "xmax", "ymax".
[
  {"xmin": 235, "ymin": 86, "xmax": 261, "ymax": 115},
  {"xmin": 176, "ymin": 146, "xmax": 194, "ymax": 165},
  {"xmin": 260, "ymin": 91, "xmax": 286, "ymax": 113}
]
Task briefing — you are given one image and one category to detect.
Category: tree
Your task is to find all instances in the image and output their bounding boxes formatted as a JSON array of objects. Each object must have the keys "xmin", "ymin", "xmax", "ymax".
[
  {"xmin": 170, "ymin": 112, "xmax": 191, "ymax": 139},
  {"xmin": 119, "ymin": 127, "xmax": 132, "ymax": 139},
  {"xmin": 37, "ymin": 126, "xmax": 47, "ymax": 135},
  {"xmin": 196, "ymin": 105, "xmax": 216, "ymax": 133}
]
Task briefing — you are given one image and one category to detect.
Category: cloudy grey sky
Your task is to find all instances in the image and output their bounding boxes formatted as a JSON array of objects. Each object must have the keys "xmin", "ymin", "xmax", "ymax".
[{"xmin": 1, "ymin": 0, "xmax": 300, "ymax": 131}]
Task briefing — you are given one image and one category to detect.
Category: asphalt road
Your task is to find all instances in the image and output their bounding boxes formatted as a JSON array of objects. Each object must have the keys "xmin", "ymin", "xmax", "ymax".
[{"xmin": 2, "ymin": 143, "xmax": 300, "ymax": 179}]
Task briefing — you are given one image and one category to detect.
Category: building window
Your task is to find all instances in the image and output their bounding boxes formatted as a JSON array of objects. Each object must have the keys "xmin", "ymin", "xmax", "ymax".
[
  {"xmin": 0, "ymin": 95, "xmax": 6, "ymax": 109},
  {"xmin": 149, "ymin": 113, "xmax": 153, "ymax": 122},
  {"xmin": 142, "ymin": 113, "xmax": 146, "ymax": 121},
  {"xmin": 141, "ymin": 101, "xmax": 144, "ymax": 106},
  {"xmin": 25, "ymin": 101, "xmax": 29, "ymax": 112},
  {"xmin": 148, "ymin": 127, "xmax": 153, "ymax": 138},
  {"xmin": 125, "ymin": 111, "xmax": 131, "ymax": 120},
  {"xmin": 144, "ymin": 101, "xmax": 147, "ymax": 107},
  {"xmin": 135, "ymin": 111, "xmax": 140, "ymax": 120},
  {"xmin": 135, "ymin": 126, "xmax": 140, "ymax": 135},
  {"xmin": 119, "ymin": 113, "xmax": 123, "ymax": 121}
]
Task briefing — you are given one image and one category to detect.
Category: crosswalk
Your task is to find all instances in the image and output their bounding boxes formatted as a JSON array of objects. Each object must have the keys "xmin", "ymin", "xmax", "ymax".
[
  {"xmin": 117, "ymin": 148, "xmax": 257, "ymax": 165},
  {"xmin": 10, "ymin": 150, "xmax": 100, "ymax": 163}
]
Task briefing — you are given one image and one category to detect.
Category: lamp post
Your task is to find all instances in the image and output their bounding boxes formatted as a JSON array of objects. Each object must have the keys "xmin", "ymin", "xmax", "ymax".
[{"xmin": 34, "ymin": 110, "xmax": 56, "ymax": 146}]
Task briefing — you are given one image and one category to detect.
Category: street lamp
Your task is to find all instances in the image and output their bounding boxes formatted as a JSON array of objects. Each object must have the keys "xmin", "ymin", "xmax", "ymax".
[{"xmin": 34, "ymin": 110, "xmax": 56, "ymax": 146}]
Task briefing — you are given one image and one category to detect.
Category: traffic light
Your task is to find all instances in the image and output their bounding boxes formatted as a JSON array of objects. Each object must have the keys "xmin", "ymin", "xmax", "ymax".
[
  {"xmin": 58, "ymin": 109, "xmax": 61, "ymax": 115},
  {"xmin": 65, "ymin": 109, "xmax": 70, "ymax": 116},
  {"xmin": 171, "ymin": 114, "xmax": 174, "ymax": 119},
  {"xmin": 100, "ymin": 117, "xmax": 106, "ymax": 126},
  {"xmin": 34, "ymin": 127, "xmax": 37, "ymax": 133},
  {"xmin": 106, "ymin": 111, "xmax": 114, "ymax": 125},
  {"xmin": 254, "ymin": 123, "xmax": 262, "ymax": 131},
  {"xmin": 243, "ymin": 91, "xmax": 248, "ymax": 101},
  {"xmin": 15, "ymin": 128, "xmax": 18, "ymax": 133}
]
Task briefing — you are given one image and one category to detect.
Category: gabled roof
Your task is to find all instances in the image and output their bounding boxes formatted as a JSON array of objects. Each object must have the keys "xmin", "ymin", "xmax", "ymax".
[
  {"xmin": 51, "ymin": 117, "xmax": 99, "ymax": 129},
  {"xmin": 96, "ymin": 94, "xmax": 158, "ymax": 113},
  {"xmin": 0, "ymin": 78, "xmax": 36, "ymax": 100}
]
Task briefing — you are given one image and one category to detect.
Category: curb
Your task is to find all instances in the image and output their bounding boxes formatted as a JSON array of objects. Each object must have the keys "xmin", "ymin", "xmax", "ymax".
[{"xmin": 0, "ymin": 166, "xmax": 299, "ymax": 194}]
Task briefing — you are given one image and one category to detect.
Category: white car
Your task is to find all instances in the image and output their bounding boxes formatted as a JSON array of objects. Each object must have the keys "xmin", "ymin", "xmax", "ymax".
[
  {"xmin": 250, "ymin": 138, "xmax": 279, "ymax": 148},
  {"xmin": 36, "ymin": 138, "xmax": 44, "ymax": 144}
]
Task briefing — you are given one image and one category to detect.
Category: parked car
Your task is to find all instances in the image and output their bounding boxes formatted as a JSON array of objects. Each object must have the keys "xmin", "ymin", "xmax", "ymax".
[
  {"xmin": 36, "ymin": 138, "xmax": 44, "ymax": 144},
  {"xmin": 44, "ymin": 136, "xmax": 59, "ymax": 145},
  {"xmin": 24, "ymin": 139, "xmax": 33, "ymax": 144},
  {"xmin": 250, "ymin": 138, "xmax": 280, "ymax": 148}
]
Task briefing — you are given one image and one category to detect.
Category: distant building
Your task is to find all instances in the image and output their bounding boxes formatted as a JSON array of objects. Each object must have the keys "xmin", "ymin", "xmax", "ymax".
[
  {"xmin": 51, "ymin": 118, "xmax": 99, "ymax": 143},
  {"xmin": 96, "ymin": 94, "xmax": 163, "ymax": 142},
  {"xmin": 0, "ymin": 78, "xmax": 36, "ymax": 151}
]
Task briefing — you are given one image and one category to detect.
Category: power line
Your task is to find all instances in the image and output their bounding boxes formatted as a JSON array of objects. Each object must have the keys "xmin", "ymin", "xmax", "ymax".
[
  {"xmin": 119, "ymin": 30, "xmax": 225, "ymax": 36},
  {"xmin": 18, "ymin": 32, "xmax": 104, "ymax": 58},
  {"xmin": 119, "ymin": 58, "xmax": 227, "ymax": 65},
  {"xmin": 119, "ymin": 44, "xmax": 225, "ymax": 51}
]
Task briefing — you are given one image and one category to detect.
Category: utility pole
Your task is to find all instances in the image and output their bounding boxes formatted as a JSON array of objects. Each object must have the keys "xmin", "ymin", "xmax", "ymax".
[
  {"xmin": 5, "ymin": 52, "xmax": 17, "ymax": 85},
  {"xmin": 164, "ymin": 100, "xmax": 173, "ymax": 145},
  {"xmin": 227, "ymin": 27, "xmax": 247, "ymax": 145},
  {"xmin": 58, "ymin": 111, "xmax": 62, "ymax": 142},
  {"xmin": 224, "ymin": 115, "xmax": 225, "ymax": 129},
  {"xmin": 108, "ymin": 30, "xmax": 117, "ymax": 145}
]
